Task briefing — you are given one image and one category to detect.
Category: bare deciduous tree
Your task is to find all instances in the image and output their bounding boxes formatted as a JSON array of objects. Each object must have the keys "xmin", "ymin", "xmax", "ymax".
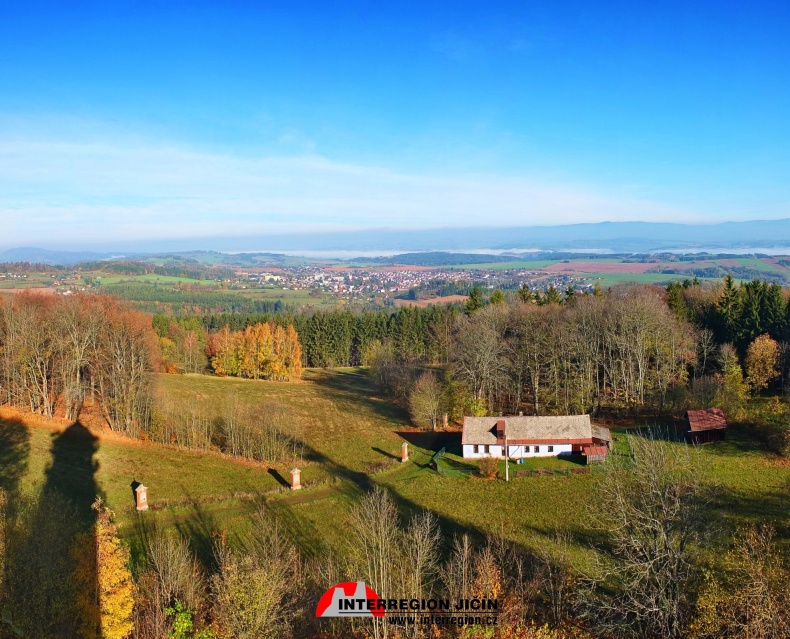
[
  {"xmin": 578, "ymin": 432, "xmax": 710, "ymax": 638},
  {"xmin": 349, "ymin": 488, "xmax": 400, "ymax": 639},
  {"xmin": 408, "ymin": 371, "xmax": 443, "ymax": 430}
]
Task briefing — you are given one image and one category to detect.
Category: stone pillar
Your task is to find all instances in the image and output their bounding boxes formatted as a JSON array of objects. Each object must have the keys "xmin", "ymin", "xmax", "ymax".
[
  {"xmin": 401, "ymin": 442, "xmax": 409, "ymax": 463},
  {"xmin": 135, "ymin": 484, "xmax": 149, "ymax": 511},
  {"xmin": 290, "ymin": 468, "xmax": 302, "ymax": 490}
]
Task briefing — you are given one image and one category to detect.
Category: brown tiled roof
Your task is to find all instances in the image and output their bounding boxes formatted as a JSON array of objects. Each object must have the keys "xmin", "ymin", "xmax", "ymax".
[
  {"xmin": 686, "ymin": 408, "xmax": 727, "ymax": 432},
  {"xmin": 463, "ymin": 414, "xmax": 610, "ymax": 445}
]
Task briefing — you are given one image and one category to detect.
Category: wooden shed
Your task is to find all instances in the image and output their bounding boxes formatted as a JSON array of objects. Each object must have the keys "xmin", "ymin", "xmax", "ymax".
[{"xmin": 686, "ymin": 408, "xmax": 727, "ymax": 444}]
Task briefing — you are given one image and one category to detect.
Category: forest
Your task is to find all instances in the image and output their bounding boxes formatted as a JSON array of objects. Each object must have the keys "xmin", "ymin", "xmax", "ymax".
[
  {"xmin": 0, "ymin": 278, "xmax": 789, "ymax": 638},
  {"xmin": 3, "ymin": 278, "xmax": 790, "ymax": 454}
]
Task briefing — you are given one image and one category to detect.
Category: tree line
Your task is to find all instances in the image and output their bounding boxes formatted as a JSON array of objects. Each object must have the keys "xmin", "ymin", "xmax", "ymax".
[
  {"xmin": 81, "ymin": 259, "xmax": 237, "ymax": 281},
  {"xmin": 153, "ymin": 305, "xmax": 459, "ymax": 373},
  {"xmin": 106, "ymin": 283, "xmax": 289, "ymax": 315},
  {"xmin": 669, "ymin": 275, "xmax": 790, "ymax": 353},
  {"xmin": 0, "ymin": 293, "xmax": 157, "ymax": 435}
]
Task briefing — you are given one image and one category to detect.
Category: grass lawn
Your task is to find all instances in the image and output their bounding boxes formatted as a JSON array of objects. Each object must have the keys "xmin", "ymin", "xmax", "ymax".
[{"xmin": 2, "ymin": 369, "xmax": 788, "ymax": 567}]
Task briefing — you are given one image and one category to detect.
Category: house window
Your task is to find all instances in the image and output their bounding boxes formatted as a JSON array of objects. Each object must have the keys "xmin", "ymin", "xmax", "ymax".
[
  {"xmin": 533, "ymin": 445, "xmax": 540, "ymax": 453},
  {"xmin": 548, "ymin": 445, "xmax": 554, "ymax": 453},
  {"xmin": 473, "ymin": 445, "xmax": 479, "ymax": 454},
  {"xmin": 483, "ymin": 445, "xmax": 489, "ymax": 455}
]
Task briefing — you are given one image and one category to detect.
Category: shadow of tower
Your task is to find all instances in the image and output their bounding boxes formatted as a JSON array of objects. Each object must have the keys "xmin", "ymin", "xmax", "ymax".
[{"xmin": 8, "ymin": 422, "xmax": 102, "ymax": 637}]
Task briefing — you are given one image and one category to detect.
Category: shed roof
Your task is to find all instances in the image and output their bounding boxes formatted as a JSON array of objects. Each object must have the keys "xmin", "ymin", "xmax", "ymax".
[
  {"xmin": 686, "ymin": 408, "xmax": 727, "ymax": 432},
  {"xmin": 463, "ymin": 414, "xmax": 610, "ymax": 445}
]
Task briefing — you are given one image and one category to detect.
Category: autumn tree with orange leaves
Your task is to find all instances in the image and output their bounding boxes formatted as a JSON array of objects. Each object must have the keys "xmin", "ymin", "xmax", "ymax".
[
  {"xmin": 206, "ymin": 322, "xmax": 302, "ymax": 381},
  {"xmin": 0, "ymin": 292, "xmax": 159, "ymax": 435}
]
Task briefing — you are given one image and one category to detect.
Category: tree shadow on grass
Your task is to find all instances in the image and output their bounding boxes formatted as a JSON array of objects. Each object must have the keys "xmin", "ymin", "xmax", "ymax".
[
  {"xmin": 704, "ymin": 481, "xmax": 790, "ymax": 539},
  {"xmin": 264, "ymin": 496, "xmax": 330, "ymax": 558},
  {"xmin": 286, "ymin": 439, "xmax": 491, "ymax": 551},
  {"xmin": 172, "ymin": 488, "xmax": 223, "ymax": 574},
  {"xmin": 309, "ymin": 368, "xmax": 409, "ymax": 423}
]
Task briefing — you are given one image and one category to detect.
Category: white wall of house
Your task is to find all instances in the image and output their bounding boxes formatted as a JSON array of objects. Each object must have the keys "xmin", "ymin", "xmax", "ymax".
[{"xmin": 462, "ymin": 443, "xmax": 573, "ymax": 459}]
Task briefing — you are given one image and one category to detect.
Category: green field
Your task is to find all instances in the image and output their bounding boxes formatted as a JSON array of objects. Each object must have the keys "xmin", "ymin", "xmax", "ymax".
[
  {"xmin": 2, "ymin": 369, "xmax": 788, "ymax": 565},
  {"xmin": 97, "ymin": 274, "xmax": 221, "ymax": 286},
  {"xmin": 0, "ymin": 273, "xmax": 56, "ymax": 289},
  {"xmin": 734, "ymin": 257, "xmax": 788, "ymax": 276},
  {"xmin": 238, "ymin": 287, "xmax": 337, "ymax": 307}
]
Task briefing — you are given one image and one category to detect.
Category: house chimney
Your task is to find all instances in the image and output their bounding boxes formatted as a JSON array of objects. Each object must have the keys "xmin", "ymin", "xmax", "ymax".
[
  {"xmin": 135, "ymin": 484, "xmax": 149, "ymax": 511},
  {"xmin": 518, "ymin": 411, "xmax": 523, "ymax": 416},
  {"xmin": 401, "ymin": 441, "xmax": 409, "ymax": 463},
  {"xmin": 290, "ymin": 468, "xmax": 302, "ymax": 490}
]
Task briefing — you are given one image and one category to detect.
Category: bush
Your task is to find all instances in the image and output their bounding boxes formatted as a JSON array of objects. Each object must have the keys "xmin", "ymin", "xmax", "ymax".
[{"xmin": 478, "ymin": 457, "xmax": 498, "ymax": 479}]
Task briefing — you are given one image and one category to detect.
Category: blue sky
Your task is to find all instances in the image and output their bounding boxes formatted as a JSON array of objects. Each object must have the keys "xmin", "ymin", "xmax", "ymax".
[{"xmin": 1, "ymin": 0, "xmax": 789, "ymax": 247}]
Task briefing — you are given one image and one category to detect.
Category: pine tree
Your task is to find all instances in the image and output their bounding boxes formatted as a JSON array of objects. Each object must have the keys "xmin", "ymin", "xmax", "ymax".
[
  {"xmin": 543, "ymin": 286, "xmax": 562, "ymax": 305},
  {"xmin": 593, "ymin": 281, "xmax": 603, "ymax": 297},
  {"xmin": 715, "ymin": 275, "xmax": 741, "ymax": 344},
  {"xmin": 666, "ymin": 282, "xmax": 688, "ymax": 320},
  {"xmin": 517, "ymin": 283, "xmax": 533, "ymax": 303},
  {"xmin": 465, "ymin": 286, "xmax": 484, "ymax": 314},
  {"xmin": 738, "ymin": 280, "xmax": 764, "ymax": 350},
  {"xmin": 489, "ymin": 289, "xmax": 506, "ymax": 305},
  {"xmin": 761, "ymin": 283, "xmax": 786, "ymax": 340}
]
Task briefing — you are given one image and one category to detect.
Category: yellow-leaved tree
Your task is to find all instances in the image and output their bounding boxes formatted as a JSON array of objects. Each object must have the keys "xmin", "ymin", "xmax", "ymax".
[
  {"xmin": 745, "ymin": 333, "xmax": 779, "ymax": 393},
  {"xmin": 72, "ymin": 497, "xmax": 135, "ymax": 639}
]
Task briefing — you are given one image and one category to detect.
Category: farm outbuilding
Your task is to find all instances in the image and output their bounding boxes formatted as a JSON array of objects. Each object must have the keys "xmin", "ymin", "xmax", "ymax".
[
  {"xmin": 462, "ymin": 415, "xmax": 612, "ymax": 463},
  {"xmin": 686, "ymin": 408, "xmax": 727, "ymax": 444}
]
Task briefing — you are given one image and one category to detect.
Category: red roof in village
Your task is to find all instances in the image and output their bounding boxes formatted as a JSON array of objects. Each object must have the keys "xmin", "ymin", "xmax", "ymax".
[{"xmin": 686, "ymin": 408, "xmax": 727, "ymax": 432}]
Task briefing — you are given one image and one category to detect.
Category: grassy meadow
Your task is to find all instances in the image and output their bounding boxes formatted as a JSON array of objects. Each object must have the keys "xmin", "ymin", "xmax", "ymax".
[{"xmin": 2, "ymin": 368, "xmax": 788, "ymax": 566}]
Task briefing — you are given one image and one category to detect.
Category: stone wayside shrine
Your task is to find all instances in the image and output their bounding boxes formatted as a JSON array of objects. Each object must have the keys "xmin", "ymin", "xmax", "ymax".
[
  {"xmin": 291, "ymin": 467, "xmax": 302, "ymax": 490},
  {"xmin": 134, "ymin": 483, "xmax": 149, "ymax": 511},
  {"xmin": 401, "ymin": 441, "xmax": 409, "ymax": 463}
]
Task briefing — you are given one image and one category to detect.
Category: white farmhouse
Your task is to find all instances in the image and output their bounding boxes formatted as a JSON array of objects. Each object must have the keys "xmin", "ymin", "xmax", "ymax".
[{"xmin": 462, "ymin": 415, "xmax": 612, "ymax": 463}]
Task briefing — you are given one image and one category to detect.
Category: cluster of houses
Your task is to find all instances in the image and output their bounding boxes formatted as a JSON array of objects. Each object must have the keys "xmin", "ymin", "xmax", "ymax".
[{"xmin": 461, "ymin": 408, "xmax": 727, "ymax": 464}]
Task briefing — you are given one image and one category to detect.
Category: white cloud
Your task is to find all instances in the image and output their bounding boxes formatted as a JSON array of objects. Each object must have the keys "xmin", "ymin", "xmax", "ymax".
[{"xmin": 0, "ymin": 129, "xmax": 699, "ymax": 248}]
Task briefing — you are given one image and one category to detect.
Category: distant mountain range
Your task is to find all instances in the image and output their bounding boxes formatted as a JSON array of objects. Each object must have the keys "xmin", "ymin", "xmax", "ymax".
[
  {"xmin": 4, "ymin": 218, "xmax": 790, "ymax": 264},
  {"xmin": 0, "ymin": 247, "xmax": 119, "ymax": 265}
]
